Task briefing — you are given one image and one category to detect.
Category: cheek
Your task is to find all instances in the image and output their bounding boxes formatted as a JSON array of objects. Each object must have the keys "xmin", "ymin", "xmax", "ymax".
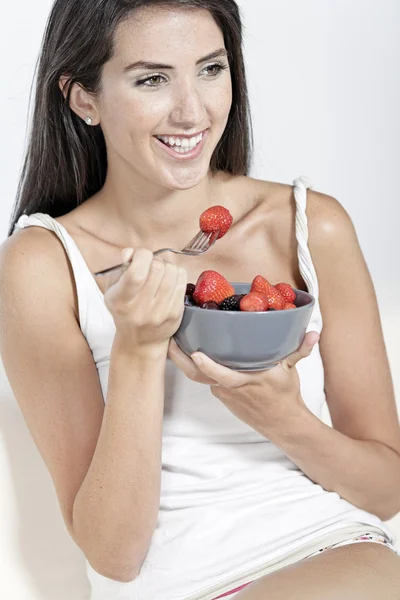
[
  {"xmin": 100, "ymin": 85, "xmax": 171, "ymax": 142},
  {"xmin": 209, "ymin": 82, "xmax": 233, "ymax": 125}
]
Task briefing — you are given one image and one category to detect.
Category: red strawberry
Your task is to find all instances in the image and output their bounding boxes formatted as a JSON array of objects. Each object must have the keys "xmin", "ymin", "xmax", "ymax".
[
  {"xmin": 193, "ymin": 270, "xmax": 235, "ymax": 305},
  {"xmin": 240, "ymin": 292, "xmax": 269, "ymax": 312},
  {"xmin": 275, "ymin": 283, "xmax": 296, "ymax": 304},
  {"xmin": 282, "ymin": 302, "xmax": 296, "ymax": 310},
  {"xmin": 250, "ymin": 275, "xmax": 285, "ymax": 310},
  {"xmin": 199, "ymin": 205, "xmax": 233, "ymax": 239}
]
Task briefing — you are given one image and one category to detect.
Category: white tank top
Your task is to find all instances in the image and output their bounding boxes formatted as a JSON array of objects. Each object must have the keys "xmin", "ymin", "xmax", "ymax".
[{"xmin": 14, "ymin": 177, "xmax": 394, "ymax": 600}]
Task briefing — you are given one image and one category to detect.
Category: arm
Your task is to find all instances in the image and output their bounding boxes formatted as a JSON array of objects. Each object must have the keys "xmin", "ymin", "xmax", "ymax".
[
  {"xmin": 0, "ymin": 230, "xmax": 170, "ymax": 582},
  {"xmin": 265, "ymin": 192, "xmax": 400, "ymax": 521}
]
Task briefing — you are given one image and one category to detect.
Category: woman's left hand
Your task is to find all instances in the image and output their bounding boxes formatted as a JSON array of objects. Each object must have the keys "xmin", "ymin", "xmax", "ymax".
[{"xmin": 168, "ymin": 332, "xmax": 320, "ymax": 437}]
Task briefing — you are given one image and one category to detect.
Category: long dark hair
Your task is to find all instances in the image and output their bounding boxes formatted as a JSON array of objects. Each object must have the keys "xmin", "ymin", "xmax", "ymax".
[{"xmin": 8, "ymin": 0, "xmax": 253, "ymax": 236}]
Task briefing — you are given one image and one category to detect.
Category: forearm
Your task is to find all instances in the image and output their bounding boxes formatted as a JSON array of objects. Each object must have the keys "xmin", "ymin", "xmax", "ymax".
[
  {"xmin": 265, "ymin": 406, "xmax": 400, "ymax": 521},
  {"xmin": 72, "ymin": 338, "xmax": 167, "ymax": 581}
]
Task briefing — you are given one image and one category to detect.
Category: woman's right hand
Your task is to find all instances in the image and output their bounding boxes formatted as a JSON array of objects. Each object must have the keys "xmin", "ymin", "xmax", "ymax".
[{"xmin": 104, "ymin": 248, "xmax": 187, "ymax": 355}]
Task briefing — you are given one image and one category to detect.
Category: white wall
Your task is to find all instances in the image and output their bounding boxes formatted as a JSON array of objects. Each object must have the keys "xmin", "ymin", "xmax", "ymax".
[
  {"xmin": 238, "ymin": 0, "xmax": 400, "ymax": 296},
  {"xmin": 0, "ymin": 1, "xmax": 399, "ymax": 599}
]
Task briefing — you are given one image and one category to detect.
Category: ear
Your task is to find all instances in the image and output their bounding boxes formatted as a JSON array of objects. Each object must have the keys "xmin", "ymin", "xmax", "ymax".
[{"xmin": 58, "ymin": 76, "xmax": 100, "ymax": 126}]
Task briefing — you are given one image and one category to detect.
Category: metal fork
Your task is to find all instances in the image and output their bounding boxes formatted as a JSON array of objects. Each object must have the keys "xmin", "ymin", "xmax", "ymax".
[{"xmin": 93, "ymin": 229, "xmax": 220, "ymax": 277}]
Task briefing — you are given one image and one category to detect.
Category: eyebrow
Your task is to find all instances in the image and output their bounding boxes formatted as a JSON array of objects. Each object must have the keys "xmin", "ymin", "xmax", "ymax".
[{"xmin": 123, "ymin": 48, "xmax": 228, "ymax": 72}]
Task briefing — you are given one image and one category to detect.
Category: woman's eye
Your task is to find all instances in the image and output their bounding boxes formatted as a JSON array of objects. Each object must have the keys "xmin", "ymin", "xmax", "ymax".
[
  {"xmin": 201, "ymin": 63, "xmax": 228, "ymax": 77},
  {"xmin": 137, "ymin": 74, "xmax": 165, "ymax": 87}
]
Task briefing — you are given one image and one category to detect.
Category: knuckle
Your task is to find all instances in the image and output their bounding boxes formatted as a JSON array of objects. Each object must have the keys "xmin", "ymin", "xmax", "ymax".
[
  {"xmin": 125, "ymin": 269, "xmax": 147, "ymax": 286},
  {"xmin": 134, "ymin": 247, "xmax": 154, "ymax": 262},
  {"xmin": 164, "ymin": 261, "xmax": 178, "ymax": 277},
  {"xmin": 152, "ymin": 313, "xmax": 164, "ymax": 327},
  {"xmin": 151, "ymin": 259, "xmax": 166, "ymax": 274}
]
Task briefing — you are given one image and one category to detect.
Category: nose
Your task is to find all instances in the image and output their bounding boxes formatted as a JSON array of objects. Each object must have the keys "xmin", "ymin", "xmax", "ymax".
[{"xmin": 169, "ymin": 79, "xmax": 206, "ymax": 130}]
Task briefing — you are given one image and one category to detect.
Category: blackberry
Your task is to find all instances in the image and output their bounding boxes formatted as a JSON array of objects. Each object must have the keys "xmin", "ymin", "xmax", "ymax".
[
  {"xmin": 219, "ymin": 294, "xmax": 245, "ymax": 311},
  {"xmin": 186, "ymin": 283, "xmax": 196, "ymax": 297},
  {"xmin": 184, "ymin": 295, "xmax": 195, "ymax": 307}
]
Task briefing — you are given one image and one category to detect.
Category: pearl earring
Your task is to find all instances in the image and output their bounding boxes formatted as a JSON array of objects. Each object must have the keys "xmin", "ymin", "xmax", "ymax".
[{"xmin": 84, "ymin": 116, "xmax": 93, "ymax": 125}]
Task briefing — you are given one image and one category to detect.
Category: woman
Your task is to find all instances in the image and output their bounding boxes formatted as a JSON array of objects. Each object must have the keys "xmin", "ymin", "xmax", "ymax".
[{"xmin": 1, "ymin": 0, "xmax": 399, "ymax": 598}]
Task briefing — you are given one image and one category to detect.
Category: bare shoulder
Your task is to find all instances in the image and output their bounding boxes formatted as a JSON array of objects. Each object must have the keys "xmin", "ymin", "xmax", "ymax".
[
  {"xmin": 0, "ymin": 226, "xmax": 77, "ymax": 315},
  {"xmin": 303, "ymin": 190, "xmax": 365, "ymax": 284},
  {"xmin": 306, "ymin": 189, "xmax": 356, "ymax": 246}
]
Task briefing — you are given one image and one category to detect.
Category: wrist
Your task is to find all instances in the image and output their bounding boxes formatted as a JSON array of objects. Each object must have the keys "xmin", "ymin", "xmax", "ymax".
[
  {"xmin": 112, "ymin": 335, "xmax": 168, "ymax": 363},
  {"xmin": 262, "ymin": 401, "xmax": 316, "ymax": 445}
]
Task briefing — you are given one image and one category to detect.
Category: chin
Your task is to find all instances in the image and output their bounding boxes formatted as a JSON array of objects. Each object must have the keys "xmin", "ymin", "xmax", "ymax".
[{"xmin": 159, "ymin": 166, "xmax": 210, "ymax": 191}]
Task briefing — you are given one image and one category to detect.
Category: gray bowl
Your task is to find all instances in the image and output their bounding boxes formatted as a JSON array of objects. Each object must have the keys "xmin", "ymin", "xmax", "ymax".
[{"xmin": 173, "ymin": 283, "xmax": 315, "ymax": 371}]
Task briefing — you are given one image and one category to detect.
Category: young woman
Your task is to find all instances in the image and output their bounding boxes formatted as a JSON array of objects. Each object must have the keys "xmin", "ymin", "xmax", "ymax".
[{"xmin": 1, "ymin": 1, "xmax": 399, "ymax": 599}]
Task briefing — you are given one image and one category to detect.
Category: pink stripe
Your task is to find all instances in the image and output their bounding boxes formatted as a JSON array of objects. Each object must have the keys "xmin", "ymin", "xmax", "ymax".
[{"xmin": 213, "ymin": 582, "xmax": 253, "ymax": 599}]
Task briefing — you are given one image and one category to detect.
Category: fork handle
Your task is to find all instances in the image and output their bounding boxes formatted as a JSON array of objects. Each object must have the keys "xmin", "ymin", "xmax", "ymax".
[{"xmin": 93, "ymin": 248, "xmax": 171, "ymax": 277}]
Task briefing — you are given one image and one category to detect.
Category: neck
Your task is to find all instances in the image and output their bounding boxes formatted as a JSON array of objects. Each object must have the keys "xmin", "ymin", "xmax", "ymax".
[{"xmin": 91, "ymin": 168, "xmax": 222, "ymax": 250}]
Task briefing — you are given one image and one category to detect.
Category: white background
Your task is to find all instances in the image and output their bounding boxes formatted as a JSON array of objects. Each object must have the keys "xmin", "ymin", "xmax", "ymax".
[{"xmin": 0, "ymin": 1, "xmax": 399, "ymax": 599}]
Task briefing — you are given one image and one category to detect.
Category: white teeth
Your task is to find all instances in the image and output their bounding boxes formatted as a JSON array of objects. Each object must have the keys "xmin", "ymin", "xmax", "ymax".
[{"xmin": 156, "ymin": 132, "xmax": 204, "ymax": 153}]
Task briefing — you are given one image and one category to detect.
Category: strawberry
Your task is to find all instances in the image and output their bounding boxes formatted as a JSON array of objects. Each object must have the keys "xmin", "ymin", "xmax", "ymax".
[
  {"xmin": 193, "ymin": 270, "xmax": 235, "ymax": 305},
  {"xmin": 275, "ymin": 283, "xmax": 296, "ymax": 304},
  {"xmin": 282, "ymin": 302, "xmax": 296, "ymax": 310},
  {"xmin": 240, "ymin": 292, "xmax": 269, "ymax": 312},
  {"xmin": 250, "ymin": 275, "xmax": 285, "ymax": 310},
  {"xmin": 199, "ymin": 205, "xmax": 233, "ymax": 239}
]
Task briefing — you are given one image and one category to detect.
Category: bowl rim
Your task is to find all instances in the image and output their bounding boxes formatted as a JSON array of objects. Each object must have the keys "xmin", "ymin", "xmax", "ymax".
[{"xmin": 185, "ymin": 284, "xmax": 315, "ymax": 314}]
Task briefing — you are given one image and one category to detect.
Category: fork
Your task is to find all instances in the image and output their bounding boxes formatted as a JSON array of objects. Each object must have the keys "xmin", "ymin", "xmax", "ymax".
[{"xmin": 93, "ymin": 229, "xmax": 220, "ymax": 277}]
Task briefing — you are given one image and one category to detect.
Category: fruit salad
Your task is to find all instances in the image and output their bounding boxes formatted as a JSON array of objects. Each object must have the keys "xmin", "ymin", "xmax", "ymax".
[
  {"xmin": 192, "ymin": 206, "xmax": 297, "ymax": 312},
  {"xmin": 185, "ymin": 272, "xmax": 297, "ymax": 312}
]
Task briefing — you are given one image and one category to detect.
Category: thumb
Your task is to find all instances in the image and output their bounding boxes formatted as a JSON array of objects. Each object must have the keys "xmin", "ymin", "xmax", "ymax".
[
  {"xmin": 191, "ymin": 352, "xmax": 247, "ymax": 388},
  {"xmin": 284, "ymin": 331, "xmax": 320, "ymax": 369},
  {"xmin": 102, "ymin": 248, "xmax": 134, "ymax": 293},
  {"xmin": 121, "ymin": 247, "xmax": 134, "ymax": 263}
]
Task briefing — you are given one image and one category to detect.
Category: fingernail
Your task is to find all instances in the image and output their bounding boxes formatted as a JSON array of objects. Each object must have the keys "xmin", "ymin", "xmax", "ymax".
[{"xmin": 191, "ymin": 353, "xmax": 203, "ymax": 365}]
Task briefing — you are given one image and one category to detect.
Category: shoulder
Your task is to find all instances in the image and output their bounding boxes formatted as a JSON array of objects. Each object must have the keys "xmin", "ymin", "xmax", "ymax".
[
  {"xmin": 304, "ymin": 190, "xmax": 360, "ymax": 269},
  {"xmin": 223, "ymin": 175, "xmax": 295, "ymax": 221},
  {"xmin": 306, "ymin": 189, "xmax": 355, "ymax": 240},
  {"xmin": 0, "ymin": 226, "xmax": 77, "ymax": 316},
  {"xmin": 242, "ymin": 175, "xmax": 357, "ymax": 245},
  {"xmin": 228, "ymin": 175, "xmax": 356, "ymax": 237}
]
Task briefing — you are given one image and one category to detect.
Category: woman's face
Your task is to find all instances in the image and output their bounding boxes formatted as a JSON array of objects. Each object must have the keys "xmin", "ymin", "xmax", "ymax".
[{"xmin": 97, "ymin": 6, "xmax": 233, "ymax": 190}]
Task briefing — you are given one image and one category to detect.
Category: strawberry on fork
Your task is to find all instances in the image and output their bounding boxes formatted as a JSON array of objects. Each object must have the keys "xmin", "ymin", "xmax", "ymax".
[{"xmin": 200, "ymin": 206, "xmax": 233, "ymax": 239}]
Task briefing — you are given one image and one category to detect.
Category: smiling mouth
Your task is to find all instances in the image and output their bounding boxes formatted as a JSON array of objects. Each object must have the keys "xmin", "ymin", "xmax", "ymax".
[{"xmin": 155, "ymin": 131, "xmax": 205, "ymax": 154}]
